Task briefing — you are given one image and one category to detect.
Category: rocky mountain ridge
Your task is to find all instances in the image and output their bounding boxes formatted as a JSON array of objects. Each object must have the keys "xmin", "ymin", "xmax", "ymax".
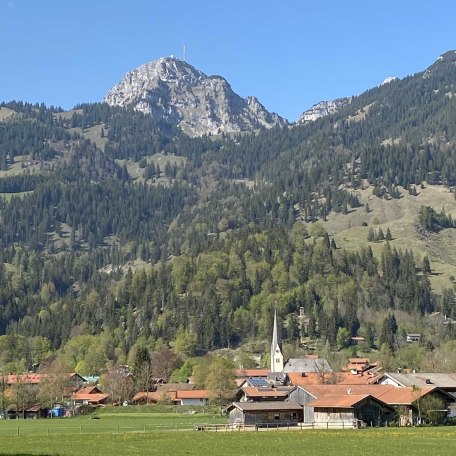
[
  {"xmin": 104, "ymin": 57, "xmax": 287, "ymax": 137},
  {"xmin": 296, "ymin": 97, "xmax": 352, "ymax": 124}
]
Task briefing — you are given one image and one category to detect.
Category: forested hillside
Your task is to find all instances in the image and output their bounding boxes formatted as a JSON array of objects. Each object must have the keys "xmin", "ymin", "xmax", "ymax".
[{"xmin": 0, "ymin": 51, "xmax": 456, "ymax": 375}]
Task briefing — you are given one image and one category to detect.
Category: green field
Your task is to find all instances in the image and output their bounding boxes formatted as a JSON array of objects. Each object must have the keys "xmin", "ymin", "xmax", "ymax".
[
  {"xmin": 0, "ymin": 415, "xmax": 455, "ymax": 456},
  {"xmin": 0, "ymin": 411, "xmax": 224, "ymax": 436},
  {"xmin": 0, "ymin": 191, "xmax": 33, "ymax": 201}
]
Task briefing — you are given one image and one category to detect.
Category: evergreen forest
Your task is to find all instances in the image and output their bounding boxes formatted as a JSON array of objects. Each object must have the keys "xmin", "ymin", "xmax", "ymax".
[{"xmin": 1, "ymin": 51, "xmax": 456, "ymax": 376}]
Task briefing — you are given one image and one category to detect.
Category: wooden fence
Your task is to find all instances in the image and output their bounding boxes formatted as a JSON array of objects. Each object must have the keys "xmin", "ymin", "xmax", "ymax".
[{"xmin": 194, "ymin": 421, "xmax": 360, "ymax": 431}]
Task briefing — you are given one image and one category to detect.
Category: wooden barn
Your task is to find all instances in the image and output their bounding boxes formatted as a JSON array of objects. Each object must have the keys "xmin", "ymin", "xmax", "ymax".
[
  {"xmin": 226, "ymin": 401, "xmax": 303, "ymax": 426},
  {"xmin": 306, "ymin": 394, "xmax": 394, "ymax": 427}
]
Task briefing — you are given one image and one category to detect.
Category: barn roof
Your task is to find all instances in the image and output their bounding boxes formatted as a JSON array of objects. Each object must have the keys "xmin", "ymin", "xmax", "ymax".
[
  {"xmin": 298, "ymin": 384, "xmax": 449, "ymax": 406},
  {"xmin": 307, "ymin": 394, "xmax": 372, "ymax": 408},
  {"xmin": 241, "ymin": 386, "xmax": 293, "ymax": 398},
  {"xmin": 227, "ymin": 401, "xmax": 302, "ymax": 412}
]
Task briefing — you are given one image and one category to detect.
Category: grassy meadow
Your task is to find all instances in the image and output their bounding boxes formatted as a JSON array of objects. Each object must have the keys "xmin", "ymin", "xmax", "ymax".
[
  {"xmin": 0, "ymin": 410, "xmax": 225, "ymax": 436},
  {"xmin": 324, "ymin": 182, "xmax": 456, "ymax": 293},
  {"xmin": 0, "ymin": 423, "xmax": 455, "ymax": 456}
]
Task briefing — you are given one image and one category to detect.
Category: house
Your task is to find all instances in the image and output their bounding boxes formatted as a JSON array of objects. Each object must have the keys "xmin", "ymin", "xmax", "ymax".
[
  {"xmin": 377, "ymin": 372, "xmax": 456, "ymax": 392},
  {"xmin": 174, "ymin": 390, "xmax": 209, "ymax": 406},
  {"xmin": 285, "ymin": 372, "xmax": 335, "ymax": 386},
  {"xmin": 155, "ymin": 383, "xmax": 195, "ymax": 397},
  {"xmin": 132, "ymin": 383, "xmax": 199, "ymax": 405},
  {"xmin": 376, "ymin": 372, "xmax": 456, "ymax": 418},
  {"xmin": 346, "ymin": 358, "xmax": 372, "ymax": 374},
  {"xmin": 236, "ymin": 386, "xmax": 294, "ymax": 402},
  {"xmin": 406, "ymin": 333, "xmax": 421, "ymax": 343},
  {"xmin": 226, "ymin": 401, "xmax": 303, "ymax": 426},
  {"xmin": 237, "ymin": 377, "xmax": 270, "ymax": 389},
  {"xmin": 3, "ymin": 372, "xmax": 86, "ymax": 390},
  {"xmin": 70, "ymin": 386, "xmax": 109, "ymax": 406},
  {"xmin": 306, "ymin": 394, "xmax": 394, "ymax": 427},
  {"xmin": 132, "ymin": 391, "xmax": 161, "ymax": 404},
  {"xmin": 350, "ymin": 336, "xmax": 365, "ymax": 345},
  {"xmin": 335, "ymin": 371, "xmax": 383, "ymax": 385},
  {"xmin": 378, "ymin": 385, "xmax": 452, "ymax": 426}
]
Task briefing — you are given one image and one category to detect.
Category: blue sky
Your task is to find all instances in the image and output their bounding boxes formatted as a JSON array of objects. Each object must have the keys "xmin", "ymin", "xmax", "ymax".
[{"xmin": 1, "ymin": 0, "xmax": 455, "ymax": 121}]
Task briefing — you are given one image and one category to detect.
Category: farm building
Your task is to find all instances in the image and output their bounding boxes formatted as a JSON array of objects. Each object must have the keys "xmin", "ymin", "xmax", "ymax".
[
  {"xmin": 305, "ymin": 394, "xmax": 394, "ymax": 427},
  {"xmin": 226, "ymin": 401, "xmax": 303, "ymax": 426}
]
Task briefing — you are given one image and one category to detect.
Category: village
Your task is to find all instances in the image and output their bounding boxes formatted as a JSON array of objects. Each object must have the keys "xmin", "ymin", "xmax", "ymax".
[{"xmin": 1, "ymin": 311, "xmax": 455, "ymax": 430}]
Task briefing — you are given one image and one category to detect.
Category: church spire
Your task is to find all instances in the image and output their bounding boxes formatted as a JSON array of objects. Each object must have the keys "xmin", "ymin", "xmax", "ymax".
[{"xmin": 270, "ymin": 307, "xmax": 283, "ymax": 373}]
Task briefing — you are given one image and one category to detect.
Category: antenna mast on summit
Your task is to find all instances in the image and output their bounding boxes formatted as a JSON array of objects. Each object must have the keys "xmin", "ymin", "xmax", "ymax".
[{"xmin": 183, "ymin": 45, "xmax": 186, "ymax": 62}]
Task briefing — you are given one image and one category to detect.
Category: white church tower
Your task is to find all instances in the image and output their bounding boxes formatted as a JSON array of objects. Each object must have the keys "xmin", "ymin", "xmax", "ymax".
[{"xmin": 270, "ymin": 308, "xmax": 284, "ymax": 373}]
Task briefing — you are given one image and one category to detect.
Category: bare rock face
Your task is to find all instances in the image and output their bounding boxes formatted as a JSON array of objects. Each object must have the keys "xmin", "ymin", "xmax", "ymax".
[
  {"xmin": 104, "ymin": 57, "xmax": 287, "ymax": 136},
  {"xmin": 296, "ymin": 98, "xmax": 351, "ymax": 124}
]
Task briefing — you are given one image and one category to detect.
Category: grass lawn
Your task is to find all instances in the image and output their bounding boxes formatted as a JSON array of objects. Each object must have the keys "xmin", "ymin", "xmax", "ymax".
[
  {"xmin": 0, "ymin": 191, "xmax": 33, "ymax": 201},
  {"xmin": 0, "ymin": 412, "xmax": 225, "ymax": 436},
  {"xmin": 0, "ymin": 423, "xmax": 455, "ymax": 455}
]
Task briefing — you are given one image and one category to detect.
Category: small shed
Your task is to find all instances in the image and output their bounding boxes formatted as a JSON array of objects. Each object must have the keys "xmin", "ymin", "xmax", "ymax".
[{"xmin": 226, "ymin": 401, "xmax": 303, "ymax": 426}]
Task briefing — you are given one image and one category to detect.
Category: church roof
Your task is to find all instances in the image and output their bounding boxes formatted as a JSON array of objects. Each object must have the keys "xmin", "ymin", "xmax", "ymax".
[
  {"xmin": 283, "ymin": 357, "xmax": 332, "ymax": 373},
  {"xmin": 271, "ymin": 309, "xmax": 281, "ymax": 351}
]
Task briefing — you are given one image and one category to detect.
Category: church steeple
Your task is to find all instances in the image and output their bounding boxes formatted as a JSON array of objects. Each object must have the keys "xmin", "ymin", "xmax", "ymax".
[{"xmin": 270, "ymin": 308, "xmax": 283, "ymax": 373}]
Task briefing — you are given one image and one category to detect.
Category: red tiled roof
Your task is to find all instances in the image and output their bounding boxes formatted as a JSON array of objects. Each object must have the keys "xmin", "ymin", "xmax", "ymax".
[
  {"xmin": 175, "ymin": 390, "xmax": 209, "ymax": 399},
  {"xmin": 377, "ymin": 386, "xmax": 437, "ymax": 405},
  {"xmin": 71, "ymin": 393, "xmax": 109, "ymax": 403},
  {"xmin": 132, "ymin": 392, "xmax": 161, "ymax": 403},
  {"xmin": 235, "ymin": 369, "xmax": 270, "ymax": 378},
  {"xmin": 307, "ymin": 394, "xmax": 371, "ymax": 408},
  {"xmin": 300, "ymin": 384, "xmax": 392, "ymax": 398},
  {"xmin": 298, "ymin": 384, "xmax": 440, "ymax": 406},
  {"xmin": 241, "ymin": 387, "xmax": 291, "ymax": 398},
  {"xmin": 336, "ymin": 372, "xmax": 382, "ymax": 385},
  {"xmin": 235, "ymin": 378, "xmax": 246, "ymax": 387},
  {"xmin": 5, "ymin": 373, "xmax": 46, "ymax": 385},
  {"xmin": 286, "ymin": 372, "xmax": 333, "ymax": 386},
  {"xmin": 348, "ymin": 358, "xmax": 369, "ymax": 364},
  {"xmin": 76, "ymin": 386, "xmax": 102, "ymax": 395},
  {"xmin": 3, "ymin": 372, "xmax": 85, "ymax": 385}
]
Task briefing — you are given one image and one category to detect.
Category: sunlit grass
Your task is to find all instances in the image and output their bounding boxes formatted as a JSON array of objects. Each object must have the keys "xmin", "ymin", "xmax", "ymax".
[{"xmin": 0, "ymin": 423, "xmax": 455, "ymax": 456}]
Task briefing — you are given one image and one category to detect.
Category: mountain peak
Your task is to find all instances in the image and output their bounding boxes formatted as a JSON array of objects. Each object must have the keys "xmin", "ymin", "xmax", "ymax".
[
  {"xmin": 104, "ymin": 58, "xmax": 287, "ymax": 136},
  {"xmin": 296, "ymin": 97, "xmax": 351, "ymax": 124}
]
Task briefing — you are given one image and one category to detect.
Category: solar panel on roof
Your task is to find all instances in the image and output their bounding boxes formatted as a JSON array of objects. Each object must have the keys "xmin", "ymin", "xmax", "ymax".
[{"xmin": 248, "ymin": 377, "xmax": 269, "ymax": 387}]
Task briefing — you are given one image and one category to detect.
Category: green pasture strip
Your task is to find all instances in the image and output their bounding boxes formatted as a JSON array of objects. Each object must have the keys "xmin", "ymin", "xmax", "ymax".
[
  {"xmin": 0, "ymin": 427, "xmax": 455, "ymax": 456},
  {"xmin": 0, "ymin": 413, "xmax": 225, "ymax": 436},
  {"xmin": 0, "ymin": 191, "xmax": 33, "ymax": 201}
]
